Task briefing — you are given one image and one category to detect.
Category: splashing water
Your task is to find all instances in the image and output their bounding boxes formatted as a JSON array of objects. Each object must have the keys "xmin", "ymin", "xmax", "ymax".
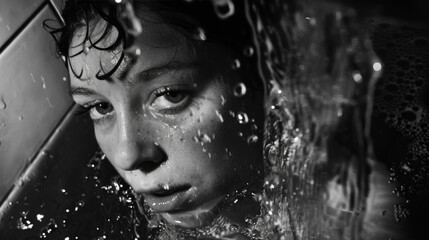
[
  {"xmin": 244, "ymin": 0, "xmax": 380, "ymax": 239},
  {"xmin": 7, "ymin": 1, "xmax": 382, "ymax": 239}
]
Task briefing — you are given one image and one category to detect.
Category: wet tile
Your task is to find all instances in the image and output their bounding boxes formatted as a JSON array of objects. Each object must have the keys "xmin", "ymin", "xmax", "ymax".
[
  {"xmin": 0, "ymin": 0, "xmax": 45, "ymax": 48},
  {"xmin": 0, "ymin": 6, "xmax": 72, "ymax": 201}
]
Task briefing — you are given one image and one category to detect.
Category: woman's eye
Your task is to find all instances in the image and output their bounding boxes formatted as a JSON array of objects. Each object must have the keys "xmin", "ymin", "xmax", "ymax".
[
  {"xmin": 151, "ymin": 87, "xmax": 191, "ymax": 114},
  {"xmin": 88, "ymin": 102, "xmax": 114, "ymax": 120}
]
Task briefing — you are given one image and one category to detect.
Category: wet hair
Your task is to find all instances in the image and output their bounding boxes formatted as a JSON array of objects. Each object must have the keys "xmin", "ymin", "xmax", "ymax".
[{"xmin": 45, "ymin": 0, "xmax": 262, "ymax": 90}]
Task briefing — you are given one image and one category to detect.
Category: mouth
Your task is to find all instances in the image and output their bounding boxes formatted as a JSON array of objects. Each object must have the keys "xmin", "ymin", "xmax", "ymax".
[
  {"xmin": 141, "ymin": 184, "xmax": 194, "ymax": 213},
  {"xmin": 139, "ymin": 185, "xmax": 225, "ymax": 228}
]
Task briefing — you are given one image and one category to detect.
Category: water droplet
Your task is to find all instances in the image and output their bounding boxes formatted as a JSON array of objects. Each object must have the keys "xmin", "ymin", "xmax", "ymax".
[
  {"xmin": 233, "ymin": 82, "xmax": 246, "ymax": 97},
  {"xmin": 46, "ymin": 97, "xmax": 54, "ymax": 108},
  {"xmin": 37, "ymin": 214, "xmax": 44, "ymax": 222},
  {"xmin": 244, "ymin": 46, "xmax": 254, "ymax": 57},
  {"xmin": 247, "ymin": 135, "xmax": 259, "ymax": 144},
  {"xmin": 215, "ymin": 110, "xmax": 224, "ymax": 123},
  {"xmin": 0, "ymin": 122, "xmax": 5, "ymax": 127},
  {"xmin": 62, "ymin": 77, "xmax": 67, "ymax": 81},
  {"xmin": 161, "ymin": 184, "xmax": 170, "ymax": 191},
  {"xmin": 218, "ymin": 96, "xmax": 225, "ymax": 107},
  {"xmin": 195, "ymin": 27, "xmax": 207, "ymax": 41},
  {"xmin": 229, "ymin": 224, "xmax": 239, "ymax": 232},
  {"xmin": 41, "ymin": 76, "xmax": 47, "ymax": 89},
  {"xmin": 236, "ymin": 112, "xmax": 249, "ymax": 124},
  {"xmin": 39, "ymin": 218, "xmax": 57, "ymax": 238},
  {"xmin": 0, "ymin": 96, "xmax": 7, "ymax": 110},
  {"xmin": 213, "ymin": 0, "xmax": 235, "ymax": 19},
  {"xmin": 231, "ymin": 59, "xmax": 241, "ymax": 69},
  {"xmin": 352, "ymin": 71, "xmax": 362, "ymax": 83},
  {"xmin": 16, "ymin": 211, "xmax": 33, "ymax": 230},
  {"xmin": 18, "ymin": 116, "xmax": 23, "ymax": 121},
  {"xmin": 373, "ymin": 62, "xmax": 382, "ymax": 72}
]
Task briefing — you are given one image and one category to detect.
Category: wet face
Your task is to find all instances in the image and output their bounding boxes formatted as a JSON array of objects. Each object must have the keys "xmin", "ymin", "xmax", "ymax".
[{"xmin": 69, "ymin": 16, "xmax": 264, "ymax": 228}]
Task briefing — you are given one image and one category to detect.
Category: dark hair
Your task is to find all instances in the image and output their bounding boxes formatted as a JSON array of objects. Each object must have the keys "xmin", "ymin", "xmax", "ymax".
[{"xmin": 45, "ymin": 0, "xmax": 262, "ymax": 91}]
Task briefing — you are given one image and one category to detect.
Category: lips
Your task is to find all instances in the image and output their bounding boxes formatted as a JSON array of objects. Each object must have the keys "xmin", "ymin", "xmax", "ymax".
[
  {"xmin": 141, "ymin": 184, "xmax": 195, "ymax": 213},
  {"xmin": 138, "ymin": 185, "xmax": 225, "ymax": 228}
]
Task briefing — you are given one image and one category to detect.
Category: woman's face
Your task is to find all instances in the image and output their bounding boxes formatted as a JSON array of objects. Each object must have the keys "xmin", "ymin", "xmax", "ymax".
[{"xmin": 68, "ymin": 16, "xmax": 264, "ymax": 228}]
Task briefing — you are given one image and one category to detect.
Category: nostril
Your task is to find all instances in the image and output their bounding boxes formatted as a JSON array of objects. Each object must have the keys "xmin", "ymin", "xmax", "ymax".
[
  {"xmin": 137, "ymin": 143, "xmax": 168, "ymax": 173},
  {"xmin": 139, "ymin": 161, "xmax": 162, "ymax": 173}
]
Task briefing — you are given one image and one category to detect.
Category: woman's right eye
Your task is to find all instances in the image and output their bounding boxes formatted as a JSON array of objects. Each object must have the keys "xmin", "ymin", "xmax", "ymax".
[{"xmin": 81, "ymin": 102, "xmax": 114, "ymax": 122}]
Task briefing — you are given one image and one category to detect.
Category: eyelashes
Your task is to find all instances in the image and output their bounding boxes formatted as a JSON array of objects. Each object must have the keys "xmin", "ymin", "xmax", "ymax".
[{"xmin": 75, "ymin": 84, "xmax": 197, "ymax": 125}]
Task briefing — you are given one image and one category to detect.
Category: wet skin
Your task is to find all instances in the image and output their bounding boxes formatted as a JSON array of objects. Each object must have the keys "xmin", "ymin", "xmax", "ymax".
[{"xmin": 68, "ymin": 15, "xmax": 264, "ymax": 228}]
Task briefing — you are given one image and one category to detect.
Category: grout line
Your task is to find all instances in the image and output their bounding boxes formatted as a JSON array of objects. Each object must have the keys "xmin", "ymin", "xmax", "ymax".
[
  {"xmin": 0, "ymin": 1, "xmax": 48, "ymax": 55},
  {"xmin": 0, "ymin": 103, "xmax": 78, "ymax": 216}
]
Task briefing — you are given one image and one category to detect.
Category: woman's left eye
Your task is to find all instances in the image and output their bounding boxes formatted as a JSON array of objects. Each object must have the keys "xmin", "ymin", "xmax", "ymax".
[{"xmin": 151, "ymin": 86, "xmax": 192, "ymax": 114}]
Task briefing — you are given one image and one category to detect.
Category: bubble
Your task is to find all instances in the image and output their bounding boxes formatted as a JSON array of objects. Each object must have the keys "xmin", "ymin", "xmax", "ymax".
[
  {"xmin": 233, "ymin": 83, "xmax": 247, "ymax": 97},
  {"xmin": 213, "ymin": 0, "xmax": 235, "ymax": 19},
  {"xmin": 236, "ymin": 112, "xmax": 249, "ymax": 124}
]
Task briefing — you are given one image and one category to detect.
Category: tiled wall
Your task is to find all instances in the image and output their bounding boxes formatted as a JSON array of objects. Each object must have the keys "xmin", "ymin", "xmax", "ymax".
[
  {"xmin": 0, "ymin": 1, "xmax": 99, "ymax": 237},
  {"xmin": 0, "ymin": 0, "xmax": 71, "ymax": 204}
]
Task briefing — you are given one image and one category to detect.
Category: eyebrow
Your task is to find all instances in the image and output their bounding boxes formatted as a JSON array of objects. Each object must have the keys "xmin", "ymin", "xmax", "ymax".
[
  {"xmin": 69, "ymin": 86, "xmax": 97, "ymax": 97},
  {"xmin": 70, "ymin": 62, "xmax": 199, "ymax": 96},
  {"xmin": 122, "ymin": 62, "xmax": 198, "ymax": 87}
]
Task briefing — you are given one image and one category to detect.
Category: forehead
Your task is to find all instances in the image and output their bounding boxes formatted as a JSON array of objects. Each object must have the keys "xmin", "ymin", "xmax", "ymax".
[{"xmin": 68, "ymin": 15, "xmax": 193, "ymax": 83}]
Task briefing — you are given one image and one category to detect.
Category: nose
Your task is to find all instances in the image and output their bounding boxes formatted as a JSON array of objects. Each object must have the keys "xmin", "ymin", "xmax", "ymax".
[{"xmin": 112, "ymin": 118, "xmax": 167, "ymax": 173}]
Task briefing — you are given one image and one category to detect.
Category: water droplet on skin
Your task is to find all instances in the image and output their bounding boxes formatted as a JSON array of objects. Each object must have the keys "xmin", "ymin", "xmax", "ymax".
[
  {"xmin": 18, "ymin": 116, "xmax": 23, "ymax": 121},
  {"xmin": 236, "ymin": 112, "xmax": 249, "ymax": 124},
  {"xmin": 62, "ymin": 77, "xmax": 67, "ymax": 81},
  {"xmin": 233, "ymin": 82, "xmax": 246, "ymax": 97},
  {"xmin": 37, "ymin": 214, "xmax": 44, "ymax": 222},
  {"xmin": 220, "ymin": 95, "xmax": 226, "ymax": 106},
  {"xmin": 215, "ymin": 110, "xmax": 224, "ymax": 123},
  {"xmin": 0, "ymin": 122, "xmax": 5, "ymax": 127},
  {"xmin": 161, "ymin": 184, "xmax": 170, "ymax": 191}
]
